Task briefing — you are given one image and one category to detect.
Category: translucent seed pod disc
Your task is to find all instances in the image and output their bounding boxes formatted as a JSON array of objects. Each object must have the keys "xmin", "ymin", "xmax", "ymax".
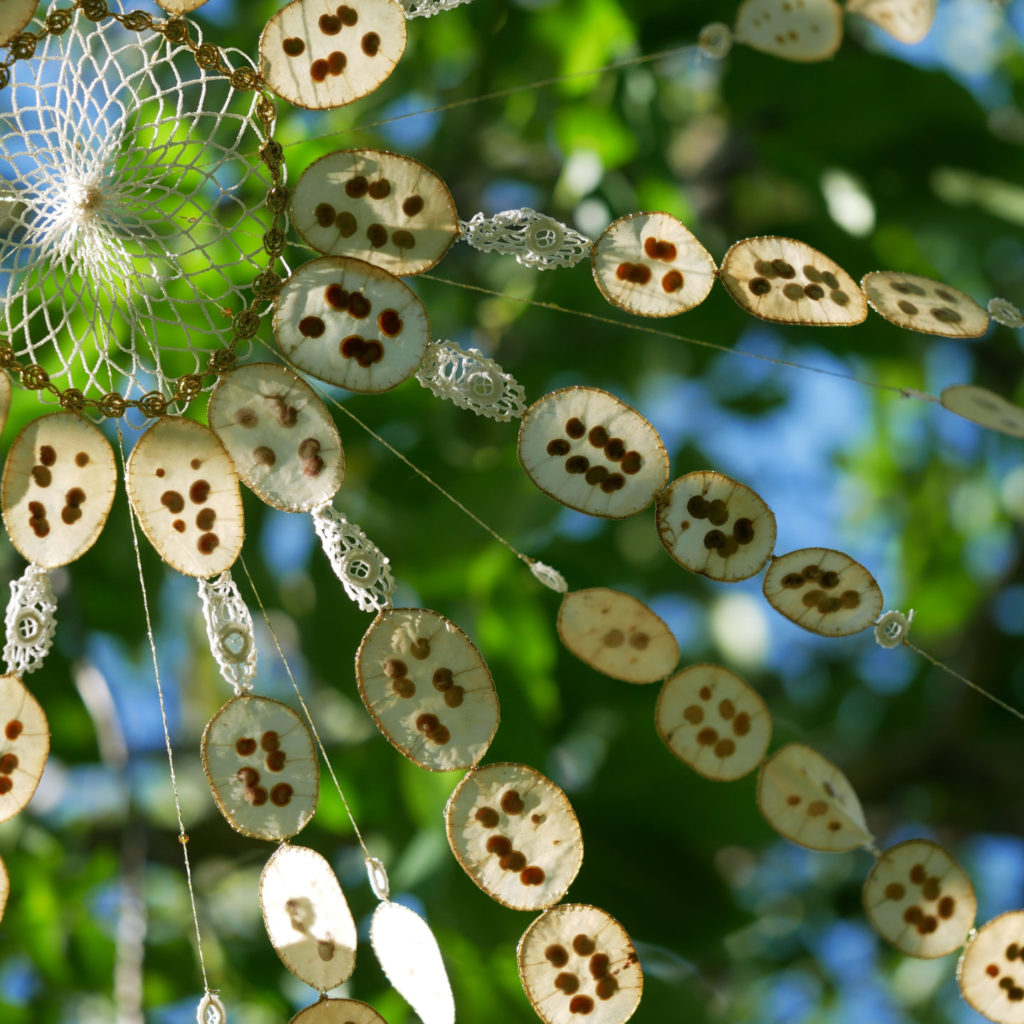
[
  {"xmin": 260, "ymin": 0, "xmax": 407, "ymax": 111},
  {"xmin": 557, "ymin": 588, "xmax": 678, "ymax": 684},
  {"xmin": 733, "ymin": 0, "xmax": 844, "ymax": 61},
  {"xmin": 355, "ymin": 607, "xmax": 499, "ymax": 771},
  {"xmin": 862, "ymin": 839, "xmax": 976, "ymax": 959},
  {"xmin": 371, "ymin": 900, "xmax": 455, "ymax": 1024},
  {"xmin": 0, "ymin": 674, "xmax": 49, "ymax": 824},
  {"xmin": 720, "ymin": 237, "xmax": 867, "ymax": 325},
  {"xmin": 208, "ymin": 362, "xmax": 344, "ymax": 512},
  {"xmin": 763, "ymin": 547, "xmax": 883, "ymax": 636},
  {"xmin": 655, "ymin": 471, "xmax": 777, "ymax": 583},
  {"xmin": 656, "ymin": 664, "xmax": 771, "ymax": 782},
  {"xmin": 1, "ymin": 413, "xmax": 117, "ymax": 568},
  {"xmin": 201, "ymin": 695, "xmax": 319, "ymax": 841},
  {"xmin": 518, "ymin": 387, "xmax": 669, "ymax": 519},
  {"xmin": 846, "ymin": 0, "xmax": 937, "ymax": 44},
  {"xmin": 156, "ymin": 0, "xmax": 210, "ymax": 12},
  {"xmin": 0, "ymin": 854, "xmax": 7, "ymax": 924},
  {"xmin": 275, "ymin": 256, "xmax": 430, "ymax": 394},
  {"xmin": 445, "ymin": 762, "xmax": 584, "ymax": 911},
  {"xmin": 259, "ymin": 844, "xmax": 357, "ymax": 991},
  {"xmin": 126, "ymin": 417, "xmax": 244, "ymax": 578},
  {"xmin": 757, "ymin": 743, "xmax": 873, "ymax": 853},
  {"xmin": 958, "ymin": 910, "xmax": 1024, "ymax": 1024},
  {"xmin": 0, "ymin": 372, "xmax": 10, "ymax": 437},
  {"xmin": 591, "ymin": 212, "xmax": 716, "ymax": 318},
  {"xmin": 861, "ymin": 271, "xmax": 989, "ymax": 338},
  {"xmin": 517, "ymin": 903, "xmax": 643, "ymax": 1024},
  {"xmin": 941, "ymin": 385, "xmax": 1024, "ymax": 440},
  {"xmin": 290, "ymin": 999, "xmax": 388, "ymax": 1024},
  {"xmin": 292, "ymin": 149, "xmax": 459, "ymax": 275},
  {"xmin": 0, "ymin": 0, "xmax": 36, "ymax": 46}
]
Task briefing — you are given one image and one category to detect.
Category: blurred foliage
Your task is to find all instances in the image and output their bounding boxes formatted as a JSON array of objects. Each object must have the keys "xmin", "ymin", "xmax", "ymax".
[{"xmin": 1, "ymin": 0, "xmax": 1024, "ymax": 1022}]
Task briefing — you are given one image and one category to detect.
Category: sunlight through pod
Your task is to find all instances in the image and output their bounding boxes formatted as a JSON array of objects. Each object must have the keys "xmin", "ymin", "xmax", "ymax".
[
  {"xmin": 863, "ymin": 839, "xmax": 976, "ymax": 959},
  {"xmin": 1, "ymin": 414, "xmax": 117, "ymax": 569},
  {"xmin": 260, "ymin": 843, "xmax": 357, "ymax": 990},
  {"xmin": 655, "ymin": 471, "xmax": 776, "ymax": 583},
  {"xmin": 290, "ymin": 1000, "xmax": 388, "ymax": 1024},
  {"xmin": 941, "ymin": 385, "xmax": 1024, "ymax": 440},
  {"xmin": 355, "ymin": 607, "xmax": 499, "ymax": 771},
  {"xmin": 862, "ymin": 271, "xmax": 989, "ymax": 338},
  {"xmin": 0, "ymin": 674, "xmax": 49, "ymax": 824},
  {"xmin": 0, "ymin": 373, "xmax": 10, "ymax": 436},
  {"xmin": 518, "ymin": 903, "xmax": 643, "ymax": 1024},
  {"xmin": 275, "ymin": 255, "xmax": 430, "ymax": 393},
  {"xmin": 757, "ymin": 743, "xmax": 873, "ymax": 852},
  {"xmin": 293, "ymin": 149, "xmax": 459, "ymax": 275},
  {"xmin": 720, "ymin": 237, "xmax": 866, "ymax": 326},
  {"xmin": 0, "ymin": 855, "xmax": 7, "ymax": 924},
  {"xmin": 846, "ymin": 0, "xmax": 937, "ymax": 43},
  {"xmin": 656, "ymin": 664, "xmax": 771, "ymax": 781},
  {"xmin": 518, "ymin": 387, "xmax": 669, "ymax": 519},
  {"xmin": 959, "ymin": 910, "xmax": 1024, "ymax": 1024},
  {"xmin": 557, "ymin": 588, "xmax": 678, "ymax": 684},
  {"xmin": 445, "ymin": 763, "xmax": 583, "ymax": 911},
  {"xmin": 763, "ymin": 548, "xmax": 883, "ymax": 636},
  {"xmin": 208, "ymin": 362, "xmax": 344, "ymax": 512},
  {"xmin": 155, "ymin": 0, "xmax": 210, "ymax": 11},
  {"xmin": 733, "ymin": 0, "xmax": 843, "ymax": 61},
  {"xmin": 201, "ymin": 695, "xmax": 319, "ymax": 841},
  {"xmin": 371, "ymin": 900, "xmax": 455, "ymax": 1024},
  {"xmin": 0, "ymin": 0, "xmax": 36, "ymax": 46},
  {"xmin": 590, "ymin": 212, "xmax": 716, "ymax": 318},
  {"xmin": 260, "ymin": 0, "xmax": 407, "ymax": 110},
  {"xmin": 126, "ymin": 417, "xmax": 244, "ymax": 578}
]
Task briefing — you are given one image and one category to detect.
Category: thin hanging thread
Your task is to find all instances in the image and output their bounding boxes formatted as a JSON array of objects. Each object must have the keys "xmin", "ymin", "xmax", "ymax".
[
  {"xmin": 275, "ymin": 43, "xmax": 695, "ymax": 152},
  {"xmin": 421, "ymin": 274, "xmax": 934, "ymax": 400},
  {"xmin": 906, "ymin": 640, "xmax": 1024, "ymax": 724},
  {"xmin": 116, "ymin": 427, "xmax": 210, "ymax": 994},
  {"xmin": 236, "ymin": 554, "xmax": 374, "ymax": 862}
]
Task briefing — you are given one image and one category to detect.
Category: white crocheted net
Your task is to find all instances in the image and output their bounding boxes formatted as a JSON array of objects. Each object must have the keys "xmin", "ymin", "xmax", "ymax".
[
  {"xmin": 0, "ymin": 3, "xmax": 279, "ymax": 404},
  {"xmin": 460, "ymin": 209, "xmax": 592, "ymax": 270},
  {"xmin": 400, "ymin": 0, "xmax": 475, "ymax": 17},
  {"xmin": 3, "ymin": 564, "xmax": 57, "ymax": 676},
  {"xmin": 312, "ymin": 503, "xmax": 395, "ymax": 614},
  {"xmin": 197, "ymin": 571, "xmax": 257, "ymax": 694},
  {"xmin": 415, "ymin": 339, "xmax": 527, "ymax": 421}
]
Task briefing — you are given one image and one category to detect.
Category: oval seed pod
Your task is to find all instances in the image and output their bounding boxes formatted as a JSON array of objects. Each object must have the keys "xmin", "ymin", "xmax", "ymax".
[
  {"xmin": 1, "ymin": 413, "xmax": 117, "ymax": 568},
  {"xmin": 517, "ymin": 903, "xmax": 643, "ymax": 1024},
  {"xmin": 445, "ymin": 763, "xmax": 583, "ymax": 912},
  {"xmin": 196, "ymin": 993, "xmax": 226, "ymax": 1024},
  {"xmin": 292, "ymin": 149, "xmax": 459, "ymax": 275},
  {"xmin": 371, "ymin": 900, "xmax": 455, "ymax": 1024},
  {"xmin": 126, "ymin": 417, "xmax": 244, "ymax": 578},
  {"xmin": 0, "ymin": 372, "xmax": 10, "ymax": 437},
  {"xmin": 275, "ymin": 256, "xmax": 430, "ymax": 394},
  {"xmin": 591, "ymin": 212, "xmax": 716, "ymax": 318},
  {"xmin": 655, "ymin": 471, "xmax": 776, "ymax": 583},
  {"xmin": 733, "ymin": 0, "xmax": 843, "ymax": 61},
  {"xmin": 862, "ymin": 839, "xmax": 976, "ymax": 959},
  {"xmin": 201, "ymin": 695, "xmax": 319, "ymax": 841},
  {"xmin": 0, "ymin": 854, "xmax": 7, "ymax": 924},
  {"xmin": 757, "ymin": 743, "xmax": 873, "ymax": 853},
  {"xmin": 557, "ymin": 588, "xmax": 678, "ymax": 684},
  {"xmin": 862, "ymin": 271, "xmax": 988, "ymax": 338},
  {"xmin": 846, "ymin": 0, "xmax": 937, "ymax": 44},
  {"xmin": 260, "ymin": 0, "xmax": 407, "ymax": 111},
  {"xmin": 260, "ymin": 844, "xmax": 357, "ymax": 990},
  {"xmin": 656, "ymin": 664, "xmax": 771, "ymax": 782},
  {"xmin": 0, "ymin": 674, "xmax": 50, "ymax": 824},
  {"xmin": 208, "ymin": 362, "xmax": 344, "ymax": 512},
  {"xmin": 518, "ymin": 387, "xmax": 669, "ymax": 519},
  {"xmin": 0, "ymin": 0, "xmax": 36, "ymax": 46},
  {"xmin": 763, "ymin": 547, "xmax": 883, "ymax": 637},
  {"xmin": 355, "ymin": 607, "xmax": 499, "ymax": 771},
  {"xmin": 940, "ymin": 385, "xmax": 1024, "ymax": 440},
  {"xmin": 720, "ymin": 237, "xmax": 867, "ymax": 326},
  {"xmin": 155, "ymin": 0, "xmax": 209, "ymax": 11},
  {"xmin": 958, "ymin": 910, "xmax": 1024, "ymax": 1024},
  {"xmin": 290, "ymin": 999, "xmax": 388, "ymax": 1024}
]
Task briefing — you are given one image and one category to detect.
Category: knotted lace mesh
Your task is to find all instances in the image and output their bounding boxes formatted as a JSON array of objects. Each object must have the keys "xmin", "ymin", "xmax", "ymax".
[{"xmin": 0, "ymin": 3, "xmax": 278, "ymax": 405}]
